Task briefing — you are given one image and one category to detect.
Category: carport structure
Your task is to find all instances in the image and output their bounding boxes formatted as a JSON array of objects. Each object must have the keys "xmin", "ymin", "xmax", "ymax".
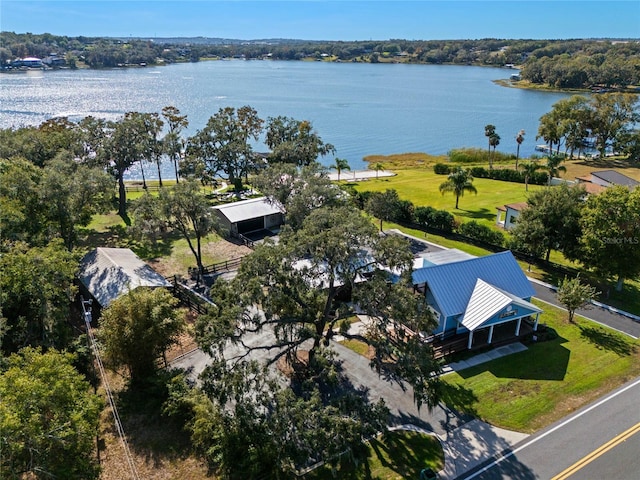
[{"xmin": 213, "ymin": 196, "xmax": 284, "ymax": 237}]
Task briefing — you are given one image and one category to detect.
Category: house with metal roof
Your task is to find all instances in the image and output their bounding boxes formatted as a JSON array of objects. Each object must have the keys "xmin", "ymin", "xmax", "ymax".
[
  {"xmin": 212, "ymin": 196, "xmax": 284, "ymax": 237},
  {"xmin": 576, "ymin": 170, "xmax": 639, "ymax": 190},
  {"xmin": 412, "ymin": 250, "xmax": 541, "ymax": 349},
  {"xmin": 78, "ymin": 247, "xmax": 171, "ymax": 309}
]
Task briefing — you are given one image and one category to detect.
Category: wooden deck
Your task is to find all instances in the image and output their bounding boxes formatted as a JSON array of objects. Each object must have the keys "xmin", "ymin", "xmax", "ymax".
[{"xmin": 427, "ymin": 320, "xmax": 535, "ymax": 360}]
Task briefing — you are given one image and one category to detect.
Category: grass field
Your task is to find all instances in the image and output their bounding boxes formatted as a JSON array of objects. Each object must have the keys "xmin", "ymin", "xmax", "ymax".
[
  {"xmin": 348, "ymin": 168, "xmax": 544, "ymax": 229},
  {"xmin": 304, "ymin": 430, "xmax": 444, "ymax": 480},
  {"xmin": 443, "ymin": 299, "xmax": 640, "ymax": 433}
]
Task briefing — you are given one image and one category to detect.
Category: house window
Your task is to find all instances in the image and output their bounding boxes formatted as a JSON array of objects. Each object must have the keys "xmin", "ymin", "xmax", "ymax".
[{"xmin": 426, "ymin": 305, "xmax": 441, "ymax": 323}]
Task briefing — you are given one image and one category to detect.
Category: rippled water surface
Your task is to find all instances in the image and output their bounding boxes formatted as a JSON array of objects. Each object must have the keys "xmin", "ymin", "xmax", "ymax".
[{"xmin": 1, "ymin": 61, "xmax": 571, "ymax": 175}]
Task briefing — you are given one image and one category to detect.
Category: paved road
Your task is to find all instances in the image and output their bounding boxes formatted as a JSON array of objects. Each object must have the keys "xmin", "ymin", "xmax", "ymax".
[
  {"xmin": 459, "ymin": 376, "xmax": 640, "ymax": 480},
  {"xmin": 565, "ymin": 423, "xmax": 640, "ymax": 480},
  {"xmin": 530, "ymin": 280, "xmax": 640, "ymax": 339}
]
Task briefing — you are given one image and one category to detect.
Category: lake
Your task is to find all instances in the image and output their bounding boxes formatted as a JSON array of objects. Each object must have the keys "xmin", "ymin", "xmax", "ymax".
[{"xmin": 0, "ymin": 60, "xmax": 572, "ymax": 179}]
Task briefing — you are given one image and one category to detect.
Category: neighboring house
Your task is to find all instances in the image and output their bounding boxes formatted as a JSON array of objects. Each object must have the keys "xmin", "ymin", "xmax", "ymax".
[
  {"xmin": 575, "ymin": 170, "xmax": 639, "ymax": 190},
  {"xmin": 412, "ymin": 250, "xmax": 542, "ymax": 349},
  {"xmin": 495, "ymin": 202, "xmax": 528, "ymax": 230},
  {"xmin": 78, "ymin": 247, "xmax": 171, "ymax": 311},
  {"xmin": 212, "ymin": 196, "xmax": 284, "ymax": 237},
  {"xmin": 43, "ymin": 54, "xmax": 66, "ymax": 67},
  {"xmin": 12, "ymin": 57, "xmax": 43, "ymax": 68}
]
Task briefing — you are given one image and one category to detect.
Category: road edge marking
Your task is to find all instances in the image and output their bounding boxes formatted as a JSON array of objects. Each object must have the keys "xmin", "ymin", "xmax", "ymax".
[{"xmin": 461, "ymin": 376, "xmax": 640, "ymax": 479}]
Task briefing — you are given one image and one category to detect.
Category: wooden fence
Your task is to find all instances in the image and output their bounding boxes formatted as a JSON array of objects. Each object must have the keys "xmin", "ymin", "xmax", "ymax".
[
  {"xmin": 168, "ymin": 277, "xmax": 216, "ymax": 315},
  {"xmin": 201, "ymin": 257, "xmax": 244, "ymax": 276}
]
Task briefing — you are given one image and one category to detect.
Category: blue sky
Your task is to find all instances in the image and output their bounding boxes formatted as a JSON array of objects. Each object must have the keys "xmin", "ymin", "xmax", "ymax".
[{"xmin": 1, "ymin": 1, "xmax": 638, "ymax": 41}]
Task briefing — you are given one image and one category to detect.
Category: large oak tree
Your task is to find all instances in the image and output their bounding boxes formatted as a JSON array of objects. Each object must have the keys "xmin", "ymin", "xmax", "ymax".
[{"xmin": 198, "ymin": 204, "xmax": 441, "ymax": 409}]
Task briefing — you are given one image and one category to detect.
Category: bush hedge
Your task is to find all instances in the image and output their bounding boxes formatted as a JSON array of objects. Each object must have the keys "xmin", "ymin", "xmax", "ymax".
[
  {"xmin": 457, "ymin": 220, "xmax": 505, "ymax": 247},
  {"xmin": 469, "ymin": 166, "xmax": 548, "ymax": 185},
  {"xmin": 414, "ymin": 206, "xmax": 456, "ymax": 233},
  {"xmin": 433, "ymin": 163, "xmax": 452, "ymax": 175}
]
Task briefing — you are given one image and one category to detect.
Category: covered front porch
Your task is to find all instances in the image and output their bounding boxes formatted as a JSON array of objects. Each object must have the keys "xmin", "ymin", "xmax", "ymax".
[
  {"xmin": 465, "ymin": 313, "xmax": 539, "ymax": 349},
  {"xmin": 428, "ymin": 318, "xmax": 536, "ymax": 359},
  {"xmin": 459, "ymin": 278, "xmax": 542, "ymax": 350}
]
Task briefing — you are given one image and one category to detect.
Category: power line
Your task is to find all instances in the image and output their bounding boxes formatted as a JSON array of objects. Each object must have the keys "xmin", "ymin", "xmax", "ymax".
[{"xmin": 82, "ymin": 298, "xmax": 140, "ymax": 480}]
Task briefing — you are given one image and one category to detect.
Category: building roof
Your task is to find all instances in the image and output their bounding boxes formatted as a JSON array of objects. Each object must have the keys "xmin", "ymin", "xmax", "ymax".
[
  {"xmin": 78, "ymin": 247, "xmax": 171, "ymax": 308},
  {"xmin": 461, "ymin": 279, "xmax": 541, "ymax": 331},
  {"xmin": 504, "ymin": 202, "xmax": 529, "ymax": 212},
  {"xmin": 213, "ymin": 197, "xmax": 284, "ymax": 223},
  {"xmin": 415, "ymin": 248, "xmax": 476, "ymax": 268},
  {"xmin": 591, "ymin": 170, "xmax": 639, "ymax": 188},
  {"xmin": 412, "ymin": 251, "xmax": 535, "ymax": 318}
]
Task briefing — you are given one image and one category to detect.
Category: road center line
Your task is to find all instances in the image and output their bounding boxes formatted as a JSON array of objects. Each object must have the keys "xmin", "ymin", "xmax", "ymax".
[
  {"xmin": 551, "ymin": 421, "xmax": 640, "ymax": 480},
  {"xmin": 461, "ymin": 376, "xmax": 640, "ymax": 479}
]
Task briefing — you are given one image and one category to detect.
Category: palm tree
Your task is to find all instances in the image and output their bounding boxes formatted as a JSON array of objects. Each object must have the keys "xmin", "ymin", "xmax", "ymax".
[
  {"xmin": 484, "ymin": 124, "xmax": 496, "ymax": 159},
  {"xmin": 515, "ymin": 129, "xmax": 525, "ymax": 168},
  {"xmin": 373, "ymin": 162, "xmax": 384, "ymax": 179},
  {"xmin": 544, "ymin": 154, "xmax": 567, "ymax": 186},
  {"xmin": 439, "ymin": 167, "xmax": 477, "ymax": 209},
  {"xmin": 489, "ymin": 133, "xmax": 500, "ymax": 170},
  {"xmin": 333, "ymin": 157, "xmax": 350, "ymax": 181},
  {"xmin": 519, "ymin": 161, "xmax": 541, "ymax": 191}
]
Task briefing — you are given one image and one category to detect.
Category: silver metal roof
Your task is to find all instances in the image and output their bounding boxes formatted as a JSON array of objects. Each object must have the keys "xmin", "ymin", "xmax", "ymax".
[
  {"xmin": 461, "ymin": 279, "xmax": 541, "ymax": 331},
  {"xmin": 412, "ymin": 251, "xmax": 535, "ymax": 318},
  {"xmin": 418, "ymin": 248, "xmax": 476, "ymax": 267},
  {"xmin": 78, "ymin": 248, "xmax": 170, "ymax": 308},
  {"xmin": 213, "ymin": 197, "xmax": 284, "ymax": 224},
  {"xmin": 591, "ymin": 170, "xmax": 639, "ymax": 188}
]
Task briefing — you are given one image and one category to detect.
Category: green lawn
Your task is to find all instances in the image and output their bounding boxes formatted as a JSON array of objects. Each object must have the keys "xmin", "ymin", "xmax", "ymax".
[
  {"xmin": 304, "ymin": 430, "xmax": 444, "ymax": 480},
  {"xmin": 81, "ymin": 211, "xmax": 229, "ymax": 278},
  {"xmin": 443, "ymin": 299, "xmax": 640, "ymax": 433},
  {"xmin": 348, "ymin": 168, "xmax": 543, "ymax": 229}
]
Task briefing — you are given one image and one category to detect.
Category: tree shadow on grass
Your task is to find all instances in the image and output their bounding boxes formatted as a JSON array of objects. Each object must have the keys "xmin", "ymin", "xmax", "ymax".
[
  {"xmin": 578, "ymin": 325, "xmax": 637, "ymax": 356},
  {"xmin": 456, "ymin": 207, "xmax": 497, "ymax": 223},
  {"xmin": 457, "ymin": 332, "xmax": 570, "ymax": 381},
  {"xmin": 438, "ymin": 382, "xmax": 479, "ymax": 418},
  {"xmin": 306, "ymin": 430, "xmax": 443, "ymax": 480},
  {"xmin": 78, "ymin": 221, "xmax": 180, "ymax": 260}
]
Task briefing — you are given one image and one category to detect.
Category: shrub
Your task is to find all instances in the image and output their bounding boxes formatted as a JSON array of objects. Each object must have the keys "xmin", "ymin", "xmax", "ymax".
[
  {"xmin": 469, "ymin": 166, "xmax": 548, "ymax": 186},
  {"xmin": 396, "ymin": 199, "xmax": 415, "ymax": 224},
  {"xmin": 433, "ymin": 163, "xmax": 452, "ymax": 175},
  {"xmin": 414, "ymin": 206, "xmax": 455, "ymax": 233},
  {"xmin": 457, "ymin": 220, "xmax": 505, "ymax": 247}
]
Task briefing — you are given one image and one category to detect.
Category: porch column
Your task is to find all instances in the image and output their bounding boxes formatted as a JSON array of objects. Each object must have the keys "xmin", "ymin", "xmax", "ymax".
[
  {"xmin": 515, "ymin": 318, "xmax": 522, "ymax": 336},
  {"xmin": 533, "ymin": 312, "xmax": 540, "ymax": 331},
  {"xmin": 487, "ymin": 325, "xmax": 494, "ymax": 344},
  {"xmin": 467, "ymin": 330, "xmax": 474, "ymax": 349}
]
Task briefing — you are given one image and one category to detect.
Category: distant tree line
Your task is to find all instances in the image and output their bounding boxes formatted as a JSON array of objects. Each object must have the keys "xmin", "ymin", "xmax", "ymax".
[
  {"xmin": 2, "ymin": 32, "xmax": 640, "ymax": 88},
  {"xmin": 520, "ymin": 41, "xmax": 640, "ymax": 89}
]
